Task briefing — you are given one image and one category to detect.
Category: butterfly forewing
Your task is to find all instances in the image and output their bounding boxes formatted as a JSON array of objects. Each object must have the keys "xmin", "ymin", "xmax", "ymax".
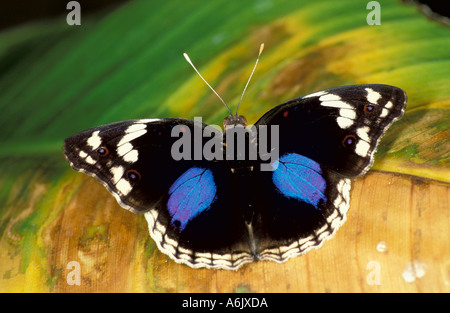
[
  {"xmin": 255, "ymin": 84, "xmax": 407, "ymax": 178},
  {"xmin": 65, "ymin": 118, "xmax": 195, "ymax": 212}
]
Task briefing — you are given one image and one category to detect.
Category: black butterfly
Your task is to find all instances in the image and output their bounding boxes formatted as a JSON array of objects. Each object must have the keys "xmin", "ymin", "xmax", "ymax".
[{"xmin": 64, "ymin": 52, "xmax": 406, "ymax": 270}]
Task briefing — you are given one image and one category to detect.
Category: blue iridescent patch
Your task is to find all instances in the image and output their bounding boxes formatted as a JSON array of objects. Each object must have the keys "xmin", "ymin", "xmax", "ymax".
[
  {"xmin": 272, "ymin": 153, "xmax": 327, "ymax": 208},
  {"xmin": 167, "ymin": 167, "xmax": 216, "ymax": 230}
]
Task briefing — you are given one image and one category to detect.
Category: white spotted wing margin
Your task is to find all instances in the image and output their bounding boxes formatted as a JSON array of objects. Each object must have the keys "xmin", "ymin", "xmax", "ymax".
[
  {"xmin": 256, "ymin": 178, "xmax": 351, "ymax": 264},
  {"xmin": 144, "ymin": 208, "xmax": 255, "ymax": 270},
  {"xmin": 64, "ymin": 119, "xmax": 162, "ymax": 213},
  {"xmin": 141, "ymin": 177, "xmax": 352, "ymax": 271}
]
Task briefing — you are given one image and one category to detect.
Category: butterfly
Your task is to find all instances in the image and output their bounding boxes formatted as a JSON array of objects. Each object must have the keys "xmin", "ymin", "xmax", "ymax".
[{"xmin": 63, "ymin": 46, "xmax": 407, "ymax": 270}]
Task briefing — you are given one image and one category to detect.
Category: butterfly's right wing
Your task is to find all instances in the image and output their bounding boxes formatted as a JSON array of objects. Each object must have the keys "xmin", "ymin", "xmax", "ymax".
[
  {"xmin": 250, "ymin": 84, "xmax": 406, "ymax": 263},
  {"xmin": 64, "ymin": 118, "xmax": 254, "ymax": 270}
]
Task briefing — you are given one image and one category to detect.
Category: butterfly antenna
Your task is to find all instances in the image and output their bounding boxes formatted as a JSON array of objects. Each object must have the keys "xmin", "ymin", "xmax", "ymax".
[
  {"xmin": 183, "ymin": 52, "xmax": 232, "ymax": 115},
  {"xmin": 236, "ymin": 43, "xmax": 264, "ymax": 115}
]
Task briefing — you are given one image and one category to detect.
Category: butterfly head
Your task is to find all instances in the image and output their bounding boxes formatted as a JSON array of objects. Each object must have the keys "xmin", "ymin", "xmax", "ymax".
[{"xmin": 223, "ymin": 114, "xmax": 247, "ymax": 129}]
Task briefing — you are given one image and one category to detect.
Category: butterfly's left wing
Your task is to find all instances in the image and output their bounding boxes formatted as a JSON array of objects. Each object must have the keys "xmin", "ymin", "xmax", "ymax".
[
  {"xmin": 251, "ymin": 84, "xmax": 406, "ymax": 262},
  {"xmin": 64, "ymin": 118, "xmax": 255, "ymax": 269}
]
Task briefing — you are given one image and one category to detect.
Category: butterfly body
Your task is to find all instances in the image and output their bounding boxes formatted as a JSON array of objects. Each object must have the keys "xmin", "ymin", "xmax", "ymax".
[{"xmin": 64, "ymin": 84, "xmax": 406, "ymax": 270}]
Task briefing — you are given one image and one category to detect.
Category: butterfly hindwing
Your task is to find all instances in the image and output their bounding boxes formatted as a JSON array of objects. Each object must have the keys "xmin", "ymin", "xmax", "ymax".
[
  {"xmin": 146, "ymin": 164, "xmax": 255, "ymax": 269},
  {"xmin": 251, "ymin": 153, "xmax": 351, "ymax": 262}
]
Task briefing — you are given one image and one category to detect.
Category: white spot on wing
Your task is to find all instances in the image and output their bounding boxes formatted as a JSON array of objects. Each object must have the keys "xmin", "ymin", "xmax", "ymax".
[
  {"xmin": 178, "ymin": 246, "xmax": 192, "ymax": 255},
  {"xmin": 299, "ymin": 238, "xmax": 316, "ymax": 250},
  {"xmin": 195, "ymin": 252, "xmax": 212, "ymax": 259},
  {"xmin": 357, "ymin": 126, "xmax": 370, "ymax": 142},
  {"xmin": 316, "ymin": 224, "xmax": 329, "ymax": 235},
  {"xmin": 163, "ymin": 242, "xmax": 176, "ymax": 255},
  {"xmin": 155, "ymin": 221, "xmax": 166, "ymax": 234},
  {"xmin": 212, "ymin": 253, "xmax": 232, "ymax": 261},
  {"xmin": 333, "ymin": 194, "xmax": 343, "ymax": 209},
  {"xmin": 85, "ymin": 156, "xmax": 96, "ymax": 165},
  {"xmin": 319, "ymin": 93, "xmax": 341, "ymax": 102},
  {"xmin": 163, "ymin": 235, "xmax": 178, "ymax": 248},
  {"xmin": 110, "ymin": 166, "xmax": 124, "ymax": 184},
  {"xmin": 116, "ymin": 179, "xmax": 132, "ymax": 196},
  {"xmin": 355, "ymin": 140, "xmax": 371, "ymax": 157},
  {"xmin": 118, "ymin": 129, "xmax": 147, "ymax": 146},
  {"xmin": 380, "ymin": 108, "xmax": 389, "ymax": 118},
  {"xmin": 297, "ymin": 235, "xmax": 314, "ymax": 246},
  {"xmin": 320, "ymin": 100, "xmax": 352, "ymax": 110},
  {"xmin": 125, "ymin": 123, "xmax": 147, "ymax": 133},
  {"xmin": 178, "ymin": 254, "xmax": 193, "ymax": 262},
  {"xmin": 342, "ymin": 179, "xmax": 351, "ymax": 206},
  {"xmin": 152, "ymin": 226, "xmax": 163, "ymax": 243},
  {"xmin": 116, "ymin": 141, "xmax": 139, "ymax": 163},
  {"xmin": 86, "ymin": 131, "xmax": 101, "ymax": 150},
  {"xmin": 340, "ymin": 108, "xmax": 356, "ymax": 120},
  {"xmin": 366, "ymin": 88, "xmax": 381, "ymax": 104},
  {"xmin": 123, "ymin": 150, "xmax": 139, "ymax": 163},
  {"xmin": 336, "ymin": 117, "xmax": 353, "ymax": 129},
  {"xmin": 303, "ymin": 90, "xmax": 327, "ymax": 98},
  {"xmin": 319, "ymin": 96, "xmax": 356, "ymax": 129},
  {"xmin": 317, "ymin": 230, "xmax": 331, "ymax": 242},
  {"xmin": 138, "ymin": 118, "xmax": 161, "ymax": 124},
  {"xmin": 117, "ymin": 142, "xmax": 133, "ymax": 156}
]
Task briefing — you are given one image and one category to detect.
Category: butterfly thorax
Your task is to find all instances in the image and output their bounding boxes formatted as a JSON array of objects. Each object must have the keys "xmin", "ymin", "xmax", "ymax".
[
  {"xmin": 222, "ymin": 116, "xmax": 258, "ymax": 173},
  {"xmin": 223, "ymin": 114, "xmax": 247, "ymax": 129}
]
